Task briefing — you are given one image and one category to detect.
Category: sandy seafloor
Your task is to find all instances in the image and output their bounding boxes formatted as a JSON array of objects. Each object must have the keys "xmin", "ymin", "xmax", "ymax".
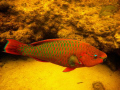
[{"xmin": 0, "ymin": 56, "xmax": 120, "ymax": 90}]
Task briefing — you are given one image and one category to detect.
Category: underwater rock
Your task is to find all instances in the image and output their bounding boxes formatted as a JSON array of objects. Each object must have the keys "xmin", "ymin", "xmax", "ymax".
[
  {"xmin": 13, "ymin": 29, "xmax": 35, "ymax": 43},
  {"xmin": 0, "ymin": 28, "xmax": 35, "ymax": 44},
  {"xmin": 114, "ymin": 29, "xmax": 120, "ymax": 44},
  {"xmin": 0, "ymin": 13, "xmax": 20, "ymax": 33},
  {"xmin": 0, "ymin": 31, "xmax": 14, "ymax": 42},
  {"xmin": 85, "ymin": 36, "xmax": 99, "ymax": 48},
  {"xmin": 57, "ymin": 28, "xmax": 73, "ymax": 38},
  {"xmin": 95, "ymin": 36, "xmax": 118, "ymax": 52},
  {"xmin": 33, "ymin": 30, "xmax": 44, "ymax": 41},
  {"xmin": 66, "ymin": 34, "xmax": 86, "ymax": 42},
  {"xmin": 92, "ymin": 82, "xmax": 105, "ymax": 90}
]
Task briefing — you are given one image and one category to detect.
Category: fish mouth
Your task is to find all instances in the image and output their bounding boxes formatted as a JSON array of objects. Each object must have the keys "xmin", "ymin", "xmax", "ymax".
[
  {"xmin": 102, "ymin": 56, "xmax": 107, "ymax": 62},
  {"xmin": 103, "ymin": 57, "xmax": 107, "ymax": 62}
]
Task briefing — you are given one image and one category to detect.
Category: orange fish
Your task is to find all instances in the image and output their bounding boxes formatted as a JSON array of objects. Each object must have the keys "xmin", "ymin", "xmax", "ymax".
[{"xmin": 4, "ymin": 39, "xmax": 107, "ymax": 72}]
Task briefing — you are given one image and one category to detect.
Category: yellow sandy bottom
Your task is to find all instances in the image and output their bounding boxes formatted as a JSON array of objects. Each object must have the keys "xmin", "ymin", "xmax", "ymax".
[{"xmin": 0, "ymin": 58, "xmax": 120, "ymax": 90}]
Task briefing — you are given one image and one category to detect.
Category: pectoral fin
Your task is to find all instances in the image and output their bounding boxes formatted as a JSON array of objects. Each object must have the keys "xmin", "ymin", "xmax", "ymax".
[
  {"xmin": 63, "ymin": 67, "xmax": 76, "ymax": 72},
  {"xmin": 68, "ymin": 55, "xmax": 82, "ymax": 66}
]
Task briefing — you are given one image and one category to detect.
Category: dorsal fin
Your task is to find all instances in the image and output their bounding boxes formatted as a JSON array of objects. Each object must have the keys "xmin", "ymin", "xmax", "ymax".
[{"xmin": 30, "ymin": 38, "xmax": 79, "ymax": 46}]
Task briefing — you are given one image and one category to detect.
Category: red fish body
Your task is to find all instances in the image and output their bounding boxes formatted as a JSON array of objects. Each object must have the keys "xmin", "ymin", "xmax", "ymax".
[{"xmin": 4, "ymin": 39, "xmax": 107, "ymax": 72}]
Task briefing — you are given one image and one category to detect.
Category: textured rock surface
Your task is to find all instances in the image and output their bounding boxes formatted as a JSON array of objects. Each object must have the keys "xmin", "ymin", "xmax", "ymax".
[{"xmin": 0, "ymin": 0, "xmax": 120, "ymax": 54}]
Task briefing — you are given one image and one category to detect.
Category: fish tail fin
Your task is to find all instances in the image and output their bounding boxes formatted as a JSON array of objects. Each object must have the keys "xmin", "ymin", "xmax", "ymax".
[{"xmin": 4, "ymin": 39, "xmax": 26, "ymax": 55}]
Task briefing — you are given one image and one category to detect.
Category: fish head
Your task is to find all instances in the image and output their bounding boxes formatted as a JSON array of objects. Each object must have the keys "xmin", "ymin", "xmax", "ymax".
[{"xmin": 79, "ymin": 50, "xmax": 107, "ymax": 67}]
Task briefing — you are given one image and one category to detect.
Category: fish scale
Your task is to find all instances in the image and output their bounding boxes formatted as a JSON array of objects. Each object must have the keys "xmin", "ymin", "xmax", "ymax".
[
  {"xmin": 21, "ymin": 40, "xmax": 82, "ymax": 67},
  {"xmin": 24, "ymin": 40, "xmax": 76, "ymax": 66}
]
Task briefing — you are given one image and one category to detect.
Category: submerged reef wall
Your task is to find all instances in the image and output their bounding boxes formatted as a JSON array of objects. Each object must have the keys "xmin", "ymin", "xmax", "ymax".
[{"xmin": 0, "ymin": 0, "xmax": 120, "ymax": 54}]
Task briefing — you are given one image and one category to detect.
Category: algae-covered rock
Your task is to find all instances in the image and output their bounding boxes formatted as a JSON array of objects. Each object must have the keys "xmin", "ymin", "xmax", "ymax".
[{"xmin": 99, "ymin": 5, "xmax": 118, "ymax": 17}]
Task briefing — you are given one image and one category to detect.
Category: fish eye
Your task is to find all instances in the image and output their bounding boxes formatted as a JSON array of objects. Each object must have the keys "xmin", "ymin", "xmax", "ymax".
[{"xmin": 94, "ymin": 54, "xmax": 97, "ymax": 58}]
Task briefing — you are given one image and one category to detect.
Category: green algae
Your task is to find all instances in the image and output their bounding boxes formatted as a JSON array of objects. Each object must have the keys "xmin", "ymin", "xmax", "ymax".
[{"xmin": 99, "ymin": 5, "xmax": 118, "ymax": 17}]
